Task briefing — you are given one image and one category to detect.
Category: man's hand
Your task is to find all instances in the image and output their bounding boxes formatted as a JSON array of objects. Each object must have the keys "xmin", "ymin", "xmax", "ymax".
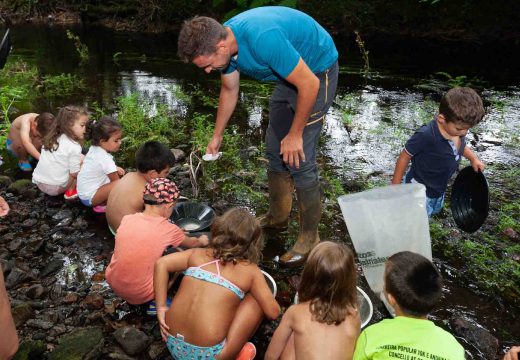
[
  {"xmin": 206, "ymin": 134, "xmax": 223, "ymax": 156},
  {"xmin": 280, "ymin": 132, "xmax": 305, "ymax": 168},
  {"xmin": 470, "ymin": 157, "xmax": 485, "ymax": 173},
  {"xmin": 116, "ymin": 167, "xmax": 126, "ymax": 177},
  {"xmin": 198, "ymin": 235, "xmax": 209, "ymax": 247}
]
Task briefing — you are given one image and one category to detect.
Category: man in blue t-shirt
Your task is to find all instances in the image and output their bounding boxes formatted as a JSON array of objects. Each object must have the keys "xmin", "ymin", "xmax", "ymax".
[
  {"xmin": 178, "ymin": 7, "xmax": 339, "ymax": 267},
  {"xmin": 392, "ymin": 87, "xmax": 485, "ymax": 217}
]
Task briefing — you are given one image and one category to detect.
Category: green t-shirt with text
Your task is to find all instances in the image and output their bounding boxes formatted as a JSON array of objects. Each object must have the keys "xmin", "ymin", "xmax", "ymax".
[{"xmin": 353, "ymin": 316, "xmax": 465, "ymax": 360}]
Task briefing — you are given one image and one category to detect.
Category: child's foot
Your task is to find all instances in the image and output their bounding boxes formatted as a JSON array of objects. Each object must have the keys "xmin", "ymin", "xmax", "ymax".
[
  {"xmin": 92, "ymin": 205, "xmax": 106, "ymax": 213},
  {"xmin": 64, "ymin": 188, "xmax": 78, "ymax": 200},
  {"xmin": 147, "ymin": 297, "xmax": 172, "ymax": 316},
  {"xmin": 17, "ymin": 160, "xmax": 32, "ymax": 172},
  {"xmin": 236, "ymin": 342, "xmax": 256, "ymax": 360}
]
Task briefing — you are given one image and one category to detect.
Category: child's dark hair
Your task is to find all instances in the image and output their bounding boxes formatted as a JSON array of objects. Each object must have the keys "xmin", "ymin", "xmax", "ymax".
[
  {"xmin": 43, "ymin": 105, "xmax": 88, "ymax": 152},
  {"xmin": 439, "ymin": 87, "xmax": 485, "ymax": 126},
  {"xmin": 35, "ymin": 113, "xmax": 55, "ymax": 137},
  {"xmin": 298, "ymin": 241, "xmax": 357, "ymax": 325},
  {"xmin": 385, "ymin": 251, "xmax": 442, "ymax": 317},
  {"xmin": 210, "ymin": 207, "xmax": 263, "ymax": 264},
  {"xmin": 85, "ymin": 116, "xmax": 122, "ymax": 146},
  {"xmin": 136, "ymin": 141, "xmax": 175, "ymax": 173}
]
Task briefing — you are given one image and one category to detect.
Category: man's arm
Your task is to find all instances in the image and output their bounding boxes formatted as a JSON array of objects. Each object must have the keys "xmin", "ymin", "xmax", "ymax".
[
  {"xmin": 20, "ymin": 118, "xmax": 41, "ymax": 160},
  {"xmin": 463, "ymin": 146, "xmax": 484, "ymax": 172},
  {"xmin": 281, "ymin": 58, "xmax": 320, "ymax": 169},
  {"xmin": 206, "ymin": 70, "xmax": 240, "ymax": 155},
  {"xmin": 392, "ymin": 149, "xmax": 412, "ymax": 184}
]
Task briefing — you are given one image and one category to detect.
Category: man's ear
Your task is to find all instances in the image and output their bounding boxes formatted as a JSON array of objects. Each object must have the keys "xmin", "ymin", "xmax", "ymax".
[
  {"xmin": 216, "ymin": 40, "xmax": 227, "ymax": 54},
  {"xmin": 437, "ymin": 113, "xmax": 446, "ymax": 124}
]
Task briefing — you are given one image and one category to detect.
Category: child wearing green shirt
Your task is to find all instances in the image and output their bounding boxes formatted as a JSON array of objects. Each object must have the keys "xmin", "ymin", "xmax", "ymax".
[{"xmin": 353, "ymin": 251, "xmax": 465, "ymax": 360}]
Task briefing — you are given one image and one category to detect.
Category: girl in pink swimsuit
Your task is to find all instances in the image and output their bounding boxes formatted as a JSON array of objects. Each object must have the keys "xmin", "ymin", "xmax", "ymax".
[{"xmin": 154, "ymin": 207, "xmax": 280, "ymax": 360}]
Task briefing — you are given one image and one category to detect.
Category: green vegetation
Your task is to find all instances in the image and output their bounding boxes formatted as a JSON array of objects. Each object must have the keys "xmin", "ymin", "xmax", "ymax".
[
  {"xmin": 354, "ymin": 31, "xmax": 370, "ymax": 80},
  {"xmin": 115, "ymin": 93, "xmax": 186, "ymax": 164},
  {"xmin": 66, "ymin": 30, "xmax": 89, "ymax": 63},
  {"xmin": 39, "ymin": 73, "xmax": 85, "ymax": 98},
  {"xmin": 416, "ymin": 72, "xmax": 487, "ymax": 93}
]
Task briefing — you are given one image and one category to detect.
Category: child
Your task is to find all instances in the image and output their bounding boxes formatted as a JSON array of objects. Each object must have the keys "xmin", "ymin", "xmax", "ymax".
[
  {"xmin": 154, "ymin": 207, "xmax": 280, "ymax": 360},
  {"xmin": 7, "ymin": 112, "xmax": 55, "ymax": 171},
  {"xmin": 392, "ymin": 87, "xmax": 485, "ymax": 217},
  {"xmin": 77, "ymin": 116, "xmax": 125, "ymax": 212},
  {"xmin": 265, "ymin": 241, "xmax": 361, "ymax": 360},
  {"xmin": 106, "ymin": 178, "xmax": 208, "ymax": 306},
  {"xmin": 353, "ymin": 251, "xmax": 465, "ymax": 360},
  {"xmin": 32, "ymin": 106, "xmax": 87, "ymax": 197},
  {"xmin": 106, "ymin": 141, "xmax": 176, "ymax": 234}
]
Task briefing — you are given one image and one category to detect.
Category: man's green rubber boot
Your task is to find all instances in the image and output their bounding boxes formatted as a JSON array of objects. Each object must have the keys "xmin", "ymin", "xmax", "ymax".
[
  {"xmin": 279, "ymin": 182, "xmax": 321, "ymax": 268},
  {"xmin": 258, "ymin": 170, "xmax": 294, "ymax": 229}
]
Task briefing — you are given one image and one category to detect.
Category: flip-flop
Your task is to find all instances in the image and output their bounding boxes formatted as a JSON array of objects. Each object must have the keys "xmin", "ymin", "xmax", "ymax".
[{"xmin": 18, "ymin": 161, "xmax": 33, "ymax": 172}]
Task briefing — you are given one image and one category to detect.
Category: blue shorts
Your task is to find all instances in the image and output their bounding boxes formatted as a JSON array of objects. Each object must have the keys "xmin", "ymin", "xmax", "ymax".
[
  {"xmin": 403, "ymin": 172, "xmax": 445, "ymax": 218},
  {"xmin": 6, "ymin": 139, "xmax": 16, "ymax": 157},
  {"xmin": 426, "ymin": 194, "xmax": 445, "ymax": 218},
  {"xmin": 166, "ymin": 333, "xmax": 225, "ymax": 360}
]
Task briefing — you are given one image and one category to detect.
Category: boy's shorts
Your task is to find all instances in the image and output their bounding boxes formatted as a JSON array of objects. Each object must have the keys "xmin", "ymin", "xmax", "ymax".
[
  {"xmin": 426, "ymin": 194, "xmax": 445, "ymax": 218},
  {"xmin": 5, "ymin": 139, "xmax": 16, "ymax": 157},
  {"xmin": 404, "ymin": 172, "xmax": 445, "ymax": 218}
]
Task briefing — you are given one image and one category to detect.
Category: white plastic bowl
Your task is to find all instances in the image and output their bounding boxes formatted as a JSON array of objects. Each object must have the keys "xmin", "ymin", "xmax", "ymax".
[{"xmin": 261, "ymin": 270, "xmax": 277, "ymax": 297}]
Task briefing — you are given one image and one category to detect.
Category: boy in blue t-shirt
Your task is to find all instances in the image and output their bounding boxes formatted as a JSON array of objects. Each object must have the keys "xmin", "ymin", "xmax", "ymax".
[{"xmin": 392, "ymin": 87, "xmax": 485, "ymax": 217}]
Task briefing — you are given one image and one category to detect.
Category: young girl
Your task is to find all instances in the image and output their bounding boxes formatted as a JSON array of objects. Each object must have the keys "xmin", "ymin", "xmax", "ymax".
[
  {"xmin": 32, "ymin": 106, "xmax": 87, "ymax": 197},
  {"xmin": 265, "ymin": 241, "xmax": 361, "ymax": 360},
  {"xmin": 77, "ymin": 116, "xmax": 125, "ymax": 212},
  {"xmin": 154, "ymin": 207, "xmax": 280, "ymax": 360}
]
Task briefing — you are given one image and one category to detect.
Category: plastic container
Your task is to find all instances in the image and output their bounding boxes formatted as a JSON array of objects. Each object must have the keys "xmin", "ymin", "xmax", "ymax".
[
  {"xmin": 338, "ymin": 184, "xmax": 432, "ymax": 298},
  {"xmin": 261, "ymin": 270, "xmax": 277, "ymax": 297},
  {"xmin": 170, "ymin": 202, "xmax": 216, "ymax": 233},
  {"xmin": 0, "ymin": 29, "xmax": 12, "ymax": 69},
  {"xmin": 450, "ymin": 166, "xmax": 489, "ymax": 233}
]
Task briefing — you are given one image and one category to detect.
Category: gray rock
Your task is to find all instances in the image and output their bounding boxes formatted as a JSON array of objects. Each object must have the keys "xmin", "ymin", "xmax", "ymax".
[
  {"xmin": 5, "ymin": 267, "xmax": 31, "ymax": 289},
  {"xmin": 451, "ymin": 318, "xmax": 498, "ymax": 359},
  {"xmin": 148, "ymin": 341, "xmax": 168, "ymax": 359},
  {"xmin": 21, "ymin": 218, "xmax": 38, "ymax": 229},
  {"xmin": 48, "ymin": 327, "xmax": 104, "ymax": 360},
  {"xmin": 8, "ymin": 238, "xmax": 23, "ymax": 251},
  {"xmin": 72, "ymin": 217, "xmax": 88, "ymax": 230},
  {"xmin": 26, "ymin": 284, "xmax": 45, "ymax": 299},
  {"xmin": 40, "ymin": 258, "xmax": 64, "ymax": 277},
  {"xmin": 52, "ymin": 209, "xmax": 74, "ymax": 221},
  {"xmin": 171, "ymin": 148, "xmax": 186, "ymax": 162},
  {"xmin": 114, "ymin": 327, "xmax": 150, "ymax": 356},
  {"xmin": 12, "ymin": 303, "xmax": 35, "ymax": 327},
  {"xmin": 26, "ymin": 318, "xmax": 54, "ymax": 330}
]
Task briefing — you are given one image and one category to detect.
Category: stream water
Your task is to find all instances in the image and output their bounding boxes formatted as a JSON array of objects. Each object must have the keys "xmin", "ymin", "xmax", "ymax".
[{"xmin": 4, "ymin": 23, "xmax": 520, "ymax": 358}]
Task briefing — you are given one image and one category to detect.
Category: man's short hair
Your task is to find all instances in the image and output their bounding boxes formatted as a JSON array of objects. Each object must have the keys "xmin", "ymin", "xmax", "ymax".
[
  {"xmin": 177, "ymin": 16, "xmax": 228, "ymax": 63},
  {"xmin": 135, "ymin": 141, "xmax": 175, "ymax": 173},
  {"xmin": 385, "ymin": 251, "xmax": 442, "ymax": 317},
  {"xmin": 439, "ymin": 87, "xmax": 485, "ymax": 126}
]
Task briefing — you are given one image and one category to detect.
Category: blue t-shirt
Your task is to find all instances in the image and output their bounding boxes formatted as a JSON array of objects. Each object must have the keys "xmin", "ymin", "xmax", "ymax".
[
  {"xmin": 405, "ymin": 120, "xmax": 466, "ymax": 198},
  {"xmin": 222, "ymin": 6, "xmax": 338, "ymax": 81}
]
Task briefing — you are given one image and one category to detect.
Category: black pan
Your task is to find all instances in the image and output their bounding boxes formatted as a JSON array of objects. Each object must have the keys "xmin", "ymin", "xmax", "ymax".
[{"xmin": 450, "ymin": 166, "xmax": 489, "ymax": 233}]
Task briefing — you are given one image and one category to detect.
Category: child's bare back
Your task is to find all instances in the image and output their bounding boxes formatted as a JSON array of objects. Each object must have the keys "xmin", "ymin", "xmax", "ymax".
[
  {"xmin": 106, "ymin": 172, "xmax": 148, "ymax": 232},
  {"xmin": 166, "ymin": 248, "xmax": 270, "ymax": 346},
  {"xmin": 7, "ymin": 113, "xmax": 41, "ymax": 157},
  {"xmin": 280, "ymin": 302, "xmax": 360, "ymax": 360}
]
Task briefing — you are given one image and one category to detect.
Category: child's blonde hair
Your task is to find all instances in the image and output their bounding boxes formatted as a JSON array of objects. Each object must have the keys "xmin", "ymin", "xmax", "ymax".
[
  {"xmin": 43, "ymin": 105, "xmax": 88, "ymax": 151},
  {"xmin": 210, "ymin": 207, "xmax": 263, "ymax": 264},
  {"xmin": 298, "ymin": 241, "xmax": 357, "ymax": 325}
]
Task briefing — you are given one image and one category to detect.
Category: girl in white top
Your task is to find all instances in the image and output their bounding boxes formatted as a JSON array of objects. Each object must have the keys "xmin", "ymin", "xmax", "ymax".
[
  {"xmin": 77, "ymin": 116, "xmax": 125, "ymax": 211},
  {"xmin": 32, "ymin": 106, "xmax": 88, "ymax": 197}
]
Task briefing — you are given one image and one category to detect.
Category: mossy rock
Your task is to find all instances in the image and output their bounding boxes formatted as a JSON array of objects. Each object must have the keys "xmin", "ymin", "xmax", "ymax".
[
  {"xmin": 13, "ymin": 340, "xmax": 46, "ymax": 360},
  {"xmin": 0, "ymin": 175, "xmax": 12, "ymax": 189},
  {"xmin": 7, "ymin": 179, "xmax": 34, "ymax": 194},
  {"xmin": 48, "ymin": 327, "xmax": 103, "ymax": 360}
]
